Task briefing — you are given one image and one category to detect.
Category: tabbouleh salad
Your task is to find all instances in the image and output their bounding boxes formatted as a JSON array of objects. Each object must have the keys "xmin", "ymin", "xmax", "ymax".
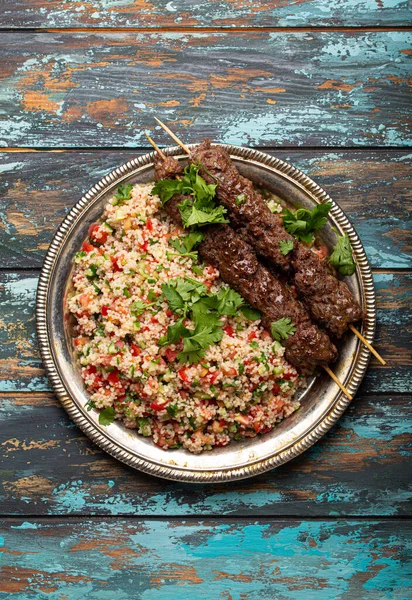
[{"xmin": 67, "ymin": 181, "xmax": 303, "ymax": 453}]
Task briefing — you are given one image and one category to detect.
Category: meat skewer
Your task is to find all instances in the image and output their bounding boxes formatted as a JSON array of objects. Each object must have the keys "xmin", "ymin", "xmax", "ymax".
[
  {"xmin": 152, "ymin": 118, "xmax": 385, "ymax": 366},
  {"xmin": 146, "ymin": 134, "xmax": 353, "ymax": 399}
]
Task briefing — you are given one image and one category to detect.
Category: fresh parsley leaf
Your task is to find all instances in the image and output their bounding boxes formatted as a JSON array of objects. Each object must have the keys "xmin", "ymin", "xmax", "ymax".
[
  {"xmin": 178, "ymin": 322, "xmax": 223, "ymax": 364},
  {"xmin": 131, "ymin": 300, "xmax": 154, "ymax": 316},
  {"xmin": 113, "ymin": 183, "xmax": 133, "ymax": 205},
  {"xmin": 271, "ymin": 318, "xmax": 297, "ymax": 342},
  {"xmin": 161, "ymin": 277, "xmax": 207, "ymax": 316},
  {"xmin": 329, "ymin": 233, "xmax": 356, "ymax": 276},
  {"xmin": 182, "ymin": 231, "xmax": 204, "ymax": 252},
  {"xmin": 85, "ymin": 264, "xmax": 99, "ymax": 280},
  {"xmin": 235, "ymin": 193, "xmax": 246, "ymax": 206},
  {"xmin": 152, "ymin": 164, "xmax": 227, "ymax": 228},
  {"xmin": 240, "ymin": 305, "xmax": 262, "ymax": 321},
  {"xmin": 203, "ymin": 287, "xmax": 244, "ymax": 317},
  {"xmin": 161, "ymin": 283, "xmax": 186, "ymax": 314},
  {"xmin": 178, "ymin": 198, "xmax": 228, "ymax": 228},
  {"xmin": 151, "ymin": 178, "xmax": 183, "ymax": 204},
  {"xmin": 281, "ymin": 202, "xmax": 332, "ymax": 243},
  {"xmin": 164, "ymin": 318, "xmax": 188, "ymax": 344},
  {"xmin": 167, "ymin": 404, "xmax": 178, "ymax": 417},
  {"xmin": 98, "ymin": 406, "xmax": 115, "ymax": 426},
  {"xmin": 279, "ymin": 239, "xmax": 294, "ymax": 256}
]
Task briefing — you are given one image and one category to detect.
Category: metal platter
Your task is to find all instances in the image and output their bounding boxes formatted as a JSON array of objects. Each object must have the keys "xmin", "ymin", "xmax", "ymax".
[{"xmin": 36, "ymin": 145, "xmax": 376, "ymax": 482}]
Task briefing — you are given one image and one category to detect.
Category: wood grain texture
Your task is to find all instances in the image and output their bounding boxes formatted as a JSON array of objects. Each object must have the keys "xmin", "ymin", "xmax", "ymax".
[
  {"xmin": 0, "ymin": 31, "xmax": 411, "ymax": 148},
  {"xmin": 1, "ymin": 271, "xmax": 409, "ymax": 393},
  {"xmin": 1, "ymin": 150, "xmax": 411, "ymax": 269},
  {"xmin": 1, "ymin": 393, "xmax": 410, "ymax": 517},
  {"xmin": 2, "ymin": 0, "xmax": 412, "ymax": 29},
  {"xmin": 0, "ymin": 518, "xmax": 411, "ymax": 599}
]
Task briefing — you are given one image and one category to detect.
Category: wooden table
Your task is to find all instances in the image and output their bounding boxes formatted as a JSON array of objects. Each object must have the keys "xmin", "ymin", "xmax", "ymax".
[{"xmin": 1, "ymin": 2, "xmax": 411, "ymax": 597}]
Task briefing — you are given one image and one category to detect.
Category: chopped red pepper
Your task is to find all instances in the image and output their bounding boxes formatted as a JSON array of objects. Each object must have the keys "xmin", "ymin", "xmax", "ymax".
[
  {"xmin": 107, "ymin": 369, "xmax": 120, "ymax": 385},
  {"xmin": 178, "ymin": 367, "xmax": 190, "ymax": 383},
  {"xmin": 110, "ymin": 256, "xmax": 122, "ymax": 272},
  {"xmin": 101, "ymin": 305, "xmax": 109, "ymax": 317},
  {"xmin": 146, "ymin": 219, "xmax": 153, "ymax": 231},
  {"xmin": 130, "ymin": 343, "xmax": 141, "ymax": 357},
  {"xmin": 223, "ymin": 325, "xmax": 234, "ymax": 337},
  {"xmin": 165, "ymin": 348, "xmax": 178, "ymax": 362},
  {"xmin": 150, "ymin": 401, "xmax": 168, "ymax": 411},
  {"xmin": 82, "ymin": 241, "xmax": 95, "ymax": 253},
  {"xmin": 248, "ymin": 331, "xmax": 257, "ymax": 341}
]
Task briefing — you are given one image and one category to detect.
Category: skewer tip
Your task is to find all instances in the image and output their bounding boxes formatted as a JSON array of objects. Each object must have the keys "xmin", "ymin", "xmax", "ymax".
[
  {"xmin": 145, "ymin": 132, "xmax": 166, "ymax": 161},
  {"xmin": 349, "ymin": 325, "xmax": 386, "ymax": 365},
  {"xmin": 323, "ymin": 365, "xmax": 353, "ymax": 400},
  {"xmin": 154, "ymin": 117, "xmax": 191, "ymax": 154}
]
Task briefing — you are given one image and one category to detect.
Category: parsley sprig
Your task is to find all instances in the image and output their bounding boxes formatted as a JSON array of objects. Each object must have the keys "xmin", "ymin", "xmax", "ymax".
[
  {"xmin": 271, "ymin": 318, "xmax": 297, "ymax": 343},
  {"xmin": 329, "ymin": 233, "xmax": 356, "ymax": 276},
  {"xmin": 160, "ymin": 278, "xmax": 262, "ymax": 364},
  {"xmin": 281, "ymin": 202, "xmax": 332, "ymax": 244},
  {"xmin": 113, "ymin": 183, "xmax": 133, "ymax": 206},
  {"xmin": 151, "ymin": 164, "xmax": 228, "ymax": 228}
]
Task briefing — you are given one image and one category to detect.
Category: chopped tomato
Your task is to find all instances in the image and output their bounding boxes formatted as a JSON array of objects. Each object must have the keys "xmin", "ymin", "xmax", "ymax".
[
  {"xmin": 208, "ymin": 370, "xmax": 219, "ymax": 384},
  {"xmin": 312, "ymin": 245, "xmax": 328, "ymax": 260},
  {"xmin": 74, "ymin": 336, "xmax": 89, "ymax": 347},
  {"xmin": 150, "ymin": 400, "xmax": 168, "ymax": 411},
  {"xmin": 166, "ymin": 309, "xmax": 174, "ymax": 318},
  {"xmin": 146, "ymin": 219, "xmax": 153, "ymax": 231},
  {"xmin": 178, "ymin": 367, "xmax": 190, "ymax": 383},
  {"xmin": 165, "ymin": 348, "xmax": 178, "ymax": 362},
  {"xmin": 82, "ymin": 241, "xmax": 95, "ymax": 253},
  {"xmin": 223, "ymin": 325, "xmax": 234, "ymax": 337},
  {"xmin": 79, "ymin": 293, "xmax": 92, "ymax": 308},
  {"xmin": 222, "ymin": 365, "xmax": 237, "ymax": 377},
  {"xmin": 110, "ymin": 256, "xmax": 122, "ymax": 272},
  {"xmin": 140, "ymin": 240, "xmax": 148, "ymax": 252},
  {"xmin": 272, "ymin": 383, "xmax": 281, "ymax": 393},
  {"xmin": 130, "ymin": 343, "xmax": 141, "ymax": 357},
  {"xmin": 248, "ymin": 331, "xmax": 257, "ymax": 341},
  {"xmin": 84, "ymin": 365, "xmax": 97, "ymax": 376},
  {"xmin": 107, "ymin": 369, "xmax": 120, "ymax": 385},
  {"xmin": 253, "ymin": 422, "xmax": 263, "ymax": 433},
  {"xmin": 88, "ymin": 223, "xmax": 108, "ymax": 246},
  {"xmin": 282, "ymin": 372, "xmax": 295, "ymax": 381},
  {"xmin": 150, "ymin": 316, "xmax": 158, "ymax": 324},
  {"xmin": 178, "ymin": 390, "xmax": 189, "ymax": 400},
  {"xmin": 101, "ymin": 305, "xmax": 109, "ymax": 317}
]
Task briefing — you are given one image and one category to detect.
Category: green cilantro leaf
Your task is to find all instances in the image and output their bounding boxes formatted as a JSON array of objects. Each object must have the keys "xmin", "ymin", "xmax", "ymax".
[
  {"xmin": 203, "ymin": 287, "xmax": 244, "ymax": 317},
  {"xmin": 271, "ymin": 318, "xmax": 297, "ymax": 343},
  {"xmin": 151, "ymin": 178, "xmax": 183, "ymax": 204},
  {"xmin": 329, "ymin": 233, "xmax": 356, "ymax": 276},
  {"xmin": 279, "ymin": 239, "xmax": 294, "ymax": 256},
  {"xmin": 131, "ymin": 300, "xmax": 154, "ymax": 317},
  {"xmin": 98, "ymin": 406, "xmax": 115, "ymax": 426},
  {"xmin": 178, "ymin": 198, "xmax": 228, "ymax": 229},
  {"xmin": 113, "ymin": 183, "xmax": 133, "ymax": 206},
  {"xmin": 281, "ymin": 202, "xmax": 332, "ymax": 243},
  {"xmin": 240, "ymin": 305, "xmax": 262, "ymax": 321},
  {"xmin": 170, "ymin": 231, "xmax": 204, "ymax": 258}
]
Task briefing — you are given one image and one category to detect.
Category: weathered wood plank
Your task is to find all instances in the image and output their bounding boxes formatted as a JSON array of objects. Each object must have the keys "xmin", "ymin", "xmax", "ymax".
[
  {"xmin": 0, "ymin": 393, "xmax": 410, "ymax": 516},
  {"xmin": 1, "ymin": 31, "xmax": 411, "ymax": 148},
  {"xmin": 1, "ymin": 271, "xmax": 409, "ymax": 393},
  {"xmin": 1, "ymin": 150, "xmax": 410, "ymax": 269},
  {"xmin": 0, "ymin": 518, "xmax": 411, "ymax": 599},
  {"xmin": 2, "ymin": 0, "xmax": 411, "ymax": 28}
]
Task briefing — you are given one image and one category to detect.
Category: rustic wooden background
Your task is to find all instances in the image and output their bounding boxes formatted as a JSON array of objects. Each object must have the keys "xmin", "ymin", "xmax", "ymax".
[{"xmin": 0, "ymin": 1, "xmax": 411, "ymax": 597}]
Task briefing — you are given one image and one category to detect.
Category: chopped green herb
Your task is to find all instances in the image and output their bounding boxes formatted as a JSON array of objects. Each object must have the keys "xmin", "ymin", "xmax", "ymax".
[
  {"xmin": 235, "ymin": 193, "xmax": 246, "ymax": 206},
  {"xmin": 123, "ymin": 287, "xmax": 131, "ymax": 298},
  {"xmin": 281, "ymin": 202, "xmax": 332, "ymax": 243},
  {"xmin": 329, "ymin": 233, "xmax": 356, "ymax": 276},
  {"xmin": 249, "ymin": 341, "xmax": 259, "ymax": 349},
  {"xmin": 98, "ymin": 407, "xmax": 115, "ymax": 426},
  {"xmin": 271, "ymin": 318, "xmax": 297, "ymax": 343},
  {"xmin": 113, "ymin": 183, "xmax": 133, "ymax": 206},
  {"xmin": 167, "ymin": 404, "xmax": 178, "ymax": 417},
  {"xmin": 238, "ymin": 363, "xmax": 245, "ymax": 375},
  {"xmin": 279, "ymin": 239, "xmax": 294, "ymax": 256}
]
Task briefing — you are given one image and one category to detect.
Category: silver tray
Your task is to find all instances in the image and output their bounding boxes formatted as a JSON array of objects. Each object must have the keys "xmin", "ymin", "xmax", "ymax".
[{"xmin": 36, "ymin": 145, "xmax": 375, "ymax": 482}]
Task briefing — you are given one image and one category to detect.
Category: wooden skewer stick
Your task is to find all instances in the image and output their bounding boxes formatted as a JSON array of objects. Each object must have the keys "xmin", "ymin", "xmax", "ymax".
[
  {"xmin": 323, "ymin": 366, "xmax": 353, "ymax": 400},
  {"xmin": 349, "ymin": 324, "xmax": 386, "ymax": 365},
  {"xmin": 150, "ymin": 122, "xmax": 356, "ymax": 400},
  {"xmin": 154, "ymin": 117, "xmax": 191, "ymax": 154},
  {"xmin": 145, "ymin": 133, "xmax": 166, "ymax": 161}
]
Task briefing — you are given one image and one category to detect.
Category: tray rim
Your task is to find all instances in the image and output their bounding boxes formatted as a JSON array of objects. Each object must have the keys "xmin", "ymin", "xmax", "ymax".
[{"xmin": 36, "ymin": 144, "xmax": 376, "ymax": 482}]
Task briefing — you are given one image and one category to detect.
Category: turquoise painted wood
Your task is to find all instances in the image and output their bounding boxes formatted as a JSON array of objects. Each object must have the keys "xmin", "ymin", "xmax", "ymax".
[
  {"xmin": 1, "ymin": 271, "xmax": 409, "ymax": 393},
  {"xmin": 2, "ymin": 0, "xmax": 411, "ymax": 28},
  {"xmin": 1, "ymin": 150, "xmax": 411, "ymax": 269},
  {"xmin": 0, "ymin": 519, "xmax": 411, "ymax": 599},
  {"xmin": 0, "ymin": 31, "xmax": 411, "ymax": 148},
  {"xmin": 1, "ymin": 393, "xmax": 410, "ymax": 516}
]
